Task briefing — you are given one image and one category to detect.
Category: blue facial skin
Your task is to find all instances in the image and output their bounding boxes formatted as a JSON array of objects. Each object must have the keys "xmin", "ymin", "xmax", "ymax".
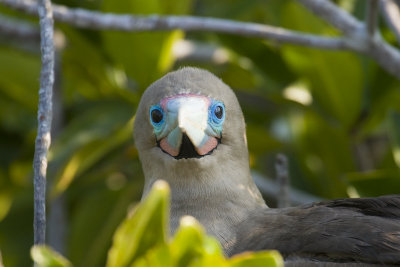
[
  {"xmin": 149, "ymin": 99, "xmax": 225, "ymax": 141},
  {"xmin": 149, "ymin": 105, "xmax": 165, "ymax": 136},
  {"xmin": 208, "ymin": 100, "xmax": 225, "ymax": 137}
]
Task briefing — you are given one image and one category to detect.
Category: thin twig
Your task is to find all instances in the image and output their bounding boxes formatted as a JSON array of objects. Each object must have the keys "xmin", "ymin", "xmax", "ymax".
[
  {"xmin": 33, "ymin": 0, "xmax": 55, "ymax": 245},
  {"xmin": 0, "ymin": 13, "xmax": 40, "ymax": 41},
  {"xmin": 366, "ymin": 0, "xmax": 379, "ymax": 37},
  {"xmin": 381, "ymin": 0, "xmax": 400, "ymax": 45},
  {"xmin": 297, "ymin": 0, "xmax": 400, "ymax": 80},
  {"xmin": 1, "ymin": 0, "xmax": 400, "ymax": 79},
  {"xmin": 367, "ymin": 34, "xmax": 400, "ymax": 78},
  {"xmin": 0, "ymin": 0, "xmax": 362, "ymax": 51},
  {"xmin": 0, "ymin": 14, "xmax": 40, "ymax": 53},
  {"xmin": 252, "ymin": 172, "xmax": 322, "ymax": 206},
  {"xmin": 275, "ymin": 154, "xmax": 290, "ymax": 208},
  {"xmin": 297, "ymin": 0, "xmax": 364, "ymax": 36}
]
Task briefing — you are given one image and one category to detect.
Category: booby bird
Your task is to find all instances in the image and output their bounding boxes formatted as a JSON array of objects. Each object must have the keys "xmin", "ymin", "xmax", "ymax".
[{"xmin": 134, "ymin": 67, "xmax": 400, "ymax": 265}]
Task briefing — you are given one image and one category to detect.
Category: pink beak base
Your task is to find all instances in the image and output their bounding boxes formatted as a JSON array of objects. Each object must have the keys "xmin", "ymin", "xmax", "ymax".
[{"xmin": 159, "ymin": 136, "xmax": 219, "ymax": 157}]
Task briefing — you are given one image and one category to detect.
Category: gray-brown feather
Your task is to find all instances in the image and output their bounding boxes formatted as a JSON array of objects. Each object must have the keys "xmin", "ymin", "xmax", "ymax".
[
  {"xmin": 135, "ymin": 67, "xmax": 400, "ymax": 266},
  {"xmin": 134, "ymin": 67, "xmax": 265, "ymax": 250},
  {"xmin": 230, "ymin": 195, "xmax": 400, "ymax": 264}
]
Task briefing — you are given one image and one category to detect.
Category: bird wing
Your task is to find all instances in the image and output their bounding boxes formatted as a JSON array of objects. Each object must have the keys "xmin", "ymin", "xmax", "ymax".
[{"xmin": 230, "ymin": 195, "xmax": 400, "ymax": 265}]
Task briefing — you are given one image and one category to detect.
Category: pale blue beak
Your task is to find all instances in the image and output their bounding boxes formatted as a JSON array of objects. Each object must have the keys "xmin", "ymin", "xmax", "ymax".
[{"xmin": 149, "ymin": 94, "xmax": 225, "ymax": 158}]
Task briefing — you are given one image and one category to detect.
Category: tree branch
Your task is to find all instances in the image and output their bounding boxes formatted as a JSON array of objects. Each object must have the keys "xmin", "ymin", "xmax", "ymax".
[
  {"xmin": 252, "ymin": 172, "xmax": 323, "ymax": 206},
  {"xmin": 0, "ymin": 0, "xmax": 362, "ymax": 51},
  {"xmin": 366, "ymin": 0, "xmax": 379, "ymax": 37},
  {"xmin": 381, "ymin": 0, "xmax": 400, "ymax": 45},
  {"xmin": 297, "ymin": 0, "xmax": 400, "ymax": 80},
  {"xmin": 33, "ymin": 0, "xmax": 55, "ymax": 245},
  {"xmin": 0, "ymin": 13, "xmax": 40, "ymax": 41},
  {"xmin": 368, "ymin": 35, "xmax": 400, "ymax": 76},
  {"xmin": 297, "ymin": 0, "xmax": 365, "ymax": 36},
  {"xmin": 275, "ymin": 154, "xmax": 290, "ymax": 208},
  {"xmin": 1, "ymin": 0, "xmax": 400, "ymax": 78},
  {"xmin": 0, "ymin": 14, "xmax": 40, "ymax": 53}
]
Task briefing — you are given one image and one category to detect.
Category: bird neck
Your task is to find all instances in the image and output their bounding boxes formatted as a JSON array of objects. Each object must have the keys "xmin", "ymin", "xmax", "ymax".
[
  {"xmin": 139, "ymin": 147, "xmax": 266, "ymax": 251},
  {"xmin": 141, "ymin": 153, "xmax": 266, "ymax": 227},
  {"xmin": 141, "ymin": 152, "xmax": 264, "ymax": 207}
]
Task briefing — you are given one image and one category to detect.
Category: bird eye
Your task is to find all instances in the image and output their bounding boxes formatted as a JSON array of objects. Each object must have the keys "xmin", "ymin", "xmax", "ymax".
[
  {"xmin": 210, "ymin": 101, "xmax": 225, "ymax": 125},
  {"xmin": 214, "ymin": 105, "xmax": 223, "ymax": 119},
  {"xmin": 150, "ymin": 106, "xmax": 164, "ymax": 125}
]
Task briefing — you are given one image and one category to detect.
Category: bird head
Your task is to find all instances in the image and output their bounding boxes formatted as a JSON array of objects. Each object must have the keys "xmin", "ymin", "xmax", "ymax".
[
  {"xmin": 148, "ymin": 94, "xmax": 225, "ymax": 159},
  {"xmin": 134, "ymin": 67, "xmax": 254, "ymax": 197}
]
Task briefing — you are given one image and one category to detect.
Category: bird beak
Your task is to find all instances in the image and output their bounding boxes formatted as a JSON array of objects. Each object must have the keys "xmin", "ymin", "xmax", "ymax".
[{"xmin": 158, "ymin": 95, "xmax": 219, "ymax": 158}]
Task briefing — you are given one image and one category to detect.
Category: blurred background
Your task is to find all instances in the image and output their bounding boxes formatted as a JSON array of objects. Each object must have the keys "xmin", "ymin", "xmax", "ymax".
[{"xmin": 1, "ymin": 0, "xmax": 400, "ymax": 266}]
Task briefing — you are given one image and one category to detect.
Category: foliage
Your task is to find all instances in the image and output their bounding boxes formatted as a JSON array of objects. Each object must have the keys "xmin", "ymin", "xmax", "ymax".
[
  {"xmin": 31, "ymin": 181, "xmax": 283, "ymax": 267},
  {"xmin": 0, "ymin": 0, "xmax": 400, "ymax": 266},
  {"xmin": 31, "ymin": 246, "xmax": 72, "ymax": 267}
]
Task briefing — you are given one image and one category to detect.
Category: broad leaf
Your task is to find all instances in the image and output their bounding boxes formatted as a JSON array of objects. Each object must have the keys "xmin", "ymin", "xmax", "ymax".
[
  {"xmin": 106, "ymin": 180, "xmax": 169, "ymax": 267},
  {"xmin": 31, "ymin": 246, "xmax": 72, "ymax": 267}
]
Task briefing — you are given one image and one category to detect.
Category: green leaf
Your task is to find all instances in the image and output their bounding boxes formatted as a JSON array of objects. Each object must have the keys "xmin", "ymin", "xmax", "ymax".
[
  {"xmin": 31, "ymin": 246, "xmax": 72, "ymax": 267},
  {"xmin": 170, "ymin": 216, "xmax": 226, "ymax": 267},
  {"xmin": 68, "ymin": 183, "xmax": 140, "ymax": 267},
  {"xmin": 0, "ymin": 191, "xmax": 12, "ymax": 222},
  {"xmin": 290, "ymin": 110, "xmax": 353, "ymax": 197},
  {"xmin": 48, "ymin": 101, "xmax": 134, "ymax": 196},
  {"xmin": 344, "ymin": 169, "xmax": 400, "ymax": 197},
  {"xmin": 106, "ymin": 180, "xmax": 170, "ymax": 267},
  {"xmin": 387, "ymin": 110, "xmax": 400, "ymax": 168},
  {"xmin": 0, "ymin": 46, "xmax": 39, "ymax": 132},
  {"xmin": 60, "ymin": 27, "xmax": 129, "ymax": 102},
  {"xmin": 281, "ymin": 2, "xmax": 363, "ymax": 127},
  {"xmin": 229, "ymin": 251, "xmax": 284, "ymax": 267},
  {"xmin": 131, "ymin": 245, "xmax": 171, "ymax": 267},
  {"xmin": 101, "ymin": 0, "xmax": 191, "ymax": 89}
]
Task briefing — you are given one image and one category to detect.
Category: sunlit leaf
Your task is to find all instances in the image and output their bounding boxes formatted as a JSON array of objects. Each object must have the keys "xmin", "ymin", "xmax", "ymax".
[
  {"xmin": 344, "ymin": 169, "xmax": 400, "ymax": 197},
  {"xmin": 132, "ymin": 245, "xmax": 171, "ymax": 267},
  {"xmin": 387, "ymin": 111, "xmax": 400, "ymax": 168},
  {"xmin": 281, "ymin": 2, "xmax": 363, "ymax": 127},
  {"xmin": 229, "ymin": 251, "xmax": 284, "ymax": 267},
  {"xmin": 48, "ymin": 102, "xmax": 134, "ymax": 196},
  {"xmin": 106, "ymin": 180, "xmax": 170, "ymax": 267},
  {"xmin": 31, "ymin": 246, "xmax": 72, "ymax": 267},
  {"xmin": 289, "ymin": 110, "xmax": 353, "ymax": 197},
  {"xmin": 101, "ymin": 0, "xmax": 191, "ymax": 89},
  {"xmin": 68, "ymin": 183, "xmax": 140, "ymax": 267},
  {"xmin": 0, "ymin": 192, "xmax": 12, "ymax": 222}
]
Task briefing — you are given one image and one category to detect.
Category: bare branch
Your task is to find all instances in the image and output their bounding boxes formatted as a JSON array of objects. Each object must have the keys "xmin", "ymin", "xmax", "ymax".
[
  {"xmin": 0, "ymin": 0, "xmax": 362, "ymax": 51},
  {"xmin": 275, "ymin": 154, "xmax": 290, "ymax": 208},
  {"xmin": 0, "ymin": 13, "xmax": 40, "ymax": 41},
  {"xmin": 33, "ymin": 0, "xmax": 55, "ymax": 245},
  {"xmin": 0, "ymin": 14, "xmax": 40, "ymax": 53},
  {"xmin": 1, "ymin": 0, "xmax": 400, "ymax": 79},
  {"xmin": 297, "ymin": 0, "xmax": 364, "ymax": 36},
  {"xmin": 381, "ymin": 0, "xmax": 400, "ymax": 45},
  {"xmin": 173, "ymin": 40, "xmax": 229, "ymax": 64},
  {"xmin": 252, "ymin": 172, "xmax": 323, "ymax": 206},
  {"xmin": 368, "ymin": 35, "xmax": 400, "ymax": 77},
  {"xmin": 366, "ymin": 0, "xmax": 379, "ymax": 37},
  {"xmin": 297, "ymin": 0, "xmax": 400, "ymax": 80}
]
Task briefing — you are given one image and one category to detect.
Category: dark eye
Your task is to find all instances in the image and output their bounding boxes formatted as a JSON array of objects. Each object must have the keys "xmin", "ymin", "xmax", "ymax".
[
  {"xmin": 210, "ymin": 101, "xmax": 225, "ymax": 125},
  {"xmin": 214, "ymin": 105, "xmax": 223, "ymax": 119},
  {"xmin": 150, "ymin": 106, "xmax": 164, "ymax": 125}
]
